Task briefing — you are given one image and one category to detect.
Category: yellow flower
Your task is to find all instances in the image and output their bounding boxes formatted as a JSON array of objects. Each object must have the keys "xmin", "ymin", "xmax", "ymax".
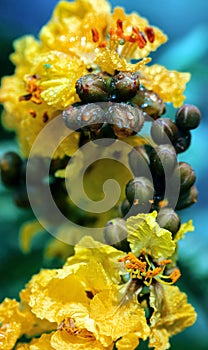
[
  {"xmin": 0, "ymin": 298, "xmax": 56, "ymax": 350},
  {"xmin": 0, "ymin": 234, "xmax": 197, "ymax": 350},
  {"xmin": 0, "ymin": 0, "xmax": 190, "ymax": 157}
]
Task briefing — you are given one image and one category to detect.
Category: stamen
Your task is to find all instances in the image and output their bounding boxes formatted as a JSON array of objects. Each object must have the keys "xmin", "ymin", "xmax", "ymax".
[
  {"xmin": 91, "ymin": 28, "xmax": 99, "ymax": 43},
  {"xmin": 169, "ymin": 269, "xmax": 181, "ymax": 283},
  {"xmin": 145, "ymin": 26, "xmax": 155, "ymax": 43},
  {"xmin": 119, "ymin": 252, "xmax": 147, "ymax": 272}
]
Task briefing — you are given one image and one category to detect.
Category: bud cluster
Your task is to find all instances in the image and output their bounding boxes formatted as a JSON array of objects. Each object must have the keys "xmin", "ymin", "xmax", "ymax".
[
  {"xmin": 63, "ymin": 71, "xmax": 166, "ymax": 144},
  {"xmin": 119, "ymin": 104, "xmax": 201, "ymax": 237}
]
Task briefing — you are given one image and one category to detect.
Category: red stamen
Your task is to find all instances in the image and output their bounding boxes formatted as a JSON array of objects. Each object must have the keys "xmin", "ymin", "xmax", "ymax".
[
  {"xmin": 116, "ymin": 19, "xmax": 123, "ymax": 36},
  {"xmin": 91, "ymin": 28, "xmax": 99, "ymax": 43},
  {"xmin": 145, "ymin": 27, "xmax": 155, "ymax": 43}
]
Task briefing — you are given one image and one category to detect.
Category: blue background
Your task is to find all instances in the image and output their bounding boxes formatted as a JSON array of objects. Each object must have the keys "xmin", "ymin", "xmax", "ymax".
[{"xmin": 0, "ymin": 1, "xmax": 208, "ymax": 349}]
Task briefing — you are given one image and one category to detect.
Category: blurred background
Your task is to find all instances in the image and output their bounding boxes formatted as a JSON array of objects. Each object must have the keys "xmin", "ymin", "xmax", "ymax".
[{"xmin": 0, "ymin": 1, "xmax": 207, "ymax": 349}]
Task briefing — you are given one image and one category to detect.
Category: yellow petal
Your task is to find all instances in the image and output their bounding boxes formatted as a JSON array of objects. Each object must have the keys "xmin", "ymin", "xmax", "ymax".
[
  {"xmin": 65, "ymin": 236, "xmax": 125, "ymax": 285},
  {"xmin": 16, "ymin": 333, "xmax": 55, "ymax": 350},
  {"xmin": 116, "ymin": 333, "xmax": 139, "ymax": 350},
  {"xmin": 140, "ymin": 64, "xmax": 191, "ymax": 107},
  {"xmin": 150, "ymin": 284, "xmax": 197, "ymax": 338},
  {"xmin": 127, "ymin": 211, "xmax": 176, "ymax": 259},
  {"xmin": 174, "ymin": 220, "xmax": 194, "ymax": 242},
  {"xmin": 90, "ymin": 288, "xmax": 149, "ymax": 346},
  {"xmin": 27, "ymin": 269, "xmax": 89, "ymax": 323},
  {"xmin": 51, "ymin": 329, "xmax": 112, "ymax": 350}
]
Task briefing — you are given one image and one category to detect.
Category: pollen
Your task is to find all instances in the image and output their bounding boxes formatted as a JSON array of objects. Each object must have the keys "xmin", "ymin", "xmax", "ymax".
[
  {"xmin": 170, "ymin": 269, "xmax": 181, "ymax": 284},
  {"xmin": 19, "ymin": 74, "xmax": 42, "ymax": 105}
]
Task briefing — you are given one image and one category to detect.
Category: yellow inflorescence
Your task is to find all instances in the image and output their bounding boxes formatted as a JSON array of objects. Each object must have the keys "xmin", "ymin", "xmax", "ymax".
[
  {"xmin": 0, "ymin": 214, "xmax": 196, "ymax": 350},
  {"xmin": 0, "ymin": 0, "xmax": 190, "ymax": 157}
]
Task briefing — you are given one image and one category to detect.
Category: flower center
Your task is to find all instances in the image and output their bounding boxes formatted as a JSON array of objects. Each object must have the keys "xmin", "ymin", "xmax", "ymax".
[{"xmin": 119, "ymin": 251, "xmax": 181, "ymax": 286}]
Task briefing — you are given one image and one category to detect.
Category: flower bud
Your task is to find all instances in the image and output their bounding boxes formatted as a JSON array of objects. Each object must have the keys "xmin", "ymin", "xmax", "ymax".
[
  {"xmin": 125, "ymin": 176, "xmax": 154, "ymax": 205},
  {"xmin": 151, "ymin": 118, "xmax": 178, "ymax": 144},
  {"xmin": 13, "ymin": 185, "xmax": 30, "ymax": 208},
  {"xmin": 0, "ymin": 151, "xmax": 22, "ymax": 187},
  {"xmin": 177, "ymin": 162, "xmax": 196, "ymax": 194},
  {"xmin": 128, "ymin": 145, "xmax": 152, "ymax": 177},
  {"xmin": 176, "ymin": 185, "xmax": 198, "ymax": 210},
  {"xmin": 150, "ymin": 144, "xmax": 177, "ymax": 177},
  {"xmin": 173, "ymin": 128, "xmax": 191, "ymax": 154},
  {"xmin": 106, "ymin": 103, "xmax": 144, "ymax": 138},
  {"xmin": 157, "ymin": 208, "xmax": 181, "ymax": 236},
  {"xmin": 75, "ymin": 74, "xmax": 109, "ymax": 103},
  {"xmin": 120, "ymin": 198, "xmax": 131, "ymax": 216},
  {"xmin": 103, "ymin": 217, "xmax": 129, "ymax": 251},
  {"xmin": 175, "ymin": 104, "xmax": 201, "ymax": 130},
  {"xmin": 110, "ymin": 71, "xmax": 140, "ymax": 101},
  {"xmin": 63, "ymin": 103, "xmax": 105, "ymax": 131},
  {"xmin": 130, "ymin": 86, "xmax": 166, "ymax": 119}
]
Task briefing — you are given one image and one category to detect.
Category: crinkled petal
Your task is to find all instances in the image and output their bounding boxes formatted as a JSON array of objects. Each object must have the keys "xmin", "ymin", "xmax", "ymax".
[
  {"xmin": 140, "ymin": 64, "xmax": 191, "ymax": 107},
  {"xmin": 150, "ymin": 284, "xmax": 197, "ymax": 337},
  {"xmin": 94, "ymin": 48, "xmax": 151, "ymax": 75},
  {"xmin": 127, "ymin": 211, "xmax": 176, "ymax": 258},
  {"xmin": 90, "ymin": 288, "xmax": 149, "ymax": 346},
  {"xmin": 51, "ymin": 330, "xmax": 113, "ymax": 350}
]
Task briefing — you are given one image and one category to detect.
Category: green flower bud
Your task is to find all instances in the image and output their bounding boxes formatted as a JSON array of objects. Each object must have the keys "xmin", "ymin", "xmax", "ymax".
[
  {"xmin": 125, "ymin": 176, "xmax": 154, "ymax": 205},
  {"xmin": 173, "ymin": 128, "xmax": 191, "ymax": 154},
  {"xmin": 176, "ymin": 185, "xmax": 198, "ymax": 210},
  {"xmin": 106, "ymin": 103, "xmax": 144, "ymax": 138},
  {"xmin": 75, "ymin": 74, "xmax": 109, "ymax": 103},
  {"xmin": 175, "ymin": 104, "xmax": 201, "ymax": 130},
  {"xmin": 110, "ymin": 71, "xmax": 140, "ymax": 101},
  {"xmin": 157, "ymin": 208, "xmax": 181, "ymax": 236},
  {"xmin": 130, "ymin": 86, "xmax": 166, "ymax": 119},
  {"xmin": 150, "ymin": 144, "xmax": 177, "ymax": 177},
  {"xmin": 0, "ymin": 151, "xmax": 22, "ymax": 187},
  {"xmin": 128, "ymin": 145, "xmax": 152, "ymax": 177},
  {"xmin": 120, "ymin": 198, "xmax": 131, "ymax": 216},
  {"xmin": 103, "ymin": 217, "xmax": 129, "ymax": 251},
  {"xmin": 177, "ymin": 162, "xmax": 196, "ymax": 194},
  {"xmin": 151, "ymin": 118, "xmax": 178, "ymax": 144}
]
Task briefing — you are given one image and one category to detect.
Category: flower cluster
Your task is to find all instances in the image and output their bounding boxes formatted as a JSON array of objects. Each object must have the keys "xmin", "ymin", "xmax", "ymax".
[
  {"xmin": 0, "ymin": 213, "xmax": 196, "ymax": 350},
  {"xmin": 0, "ymin": 0, "xmax": 190, "ymax": 158},
  {"xmin": 0, "ymin": 0, "xmax": 201, "ymax": 349}
]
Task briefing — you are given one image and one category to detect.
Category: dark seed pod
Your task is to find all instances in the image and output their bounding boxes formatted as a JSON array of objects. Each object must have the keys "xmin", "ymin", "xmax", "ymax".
[
  {"xmin": 175, "ymin": 104, "xmax": 201, "ymax": 130},
  {"xmin": 63, "ymin": 103, "xmax": 105, "ymax": 132},
  {"xmin": 151, "ymin": 118, "xmax": 178, "ymax": 144},
  {"xmin": 110, "ymin": 71, "xmax": 140, "ymax": 101},
  {"xmin": 173, "ymin": 128, "xmax": 191, "ymax": 154},
  {"xmin": 157, "ymin": 208, "xmax": 181, "ymax": 236},
  {"xmin": 130, "ymin": 86, "xmax": 166, "ymax": 119},
  {"xmin": 106, "ymin": 103, "xmax": 144, "ymax": 138},
  {"xmin": 104, "ymin": 217, "xmax": 129, "ymax": 251},
  {"xmin": 176, "ymin": 185, "xmax": 198, "ymax": 210},
  {"xmin": 75, "ymin": 73, "xmax": 109, "ymax": 103},
  {"xmin": 0, "ymin": 151, "xmax": 22, "ymax": 187},
  {"xmin": 175, "ymin": 162, "xmax": 196, "ymax": 194},
  {"xmin": 128, "ymin": 145, "xmax": 152, "ymax": 177},
  {"xmin": 150, "ymin": 144, "xmax": 177, "ymax": 177},
  {"xmin": 126, "ymin": 176, "xmax": 154, "ymax": 205}
]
